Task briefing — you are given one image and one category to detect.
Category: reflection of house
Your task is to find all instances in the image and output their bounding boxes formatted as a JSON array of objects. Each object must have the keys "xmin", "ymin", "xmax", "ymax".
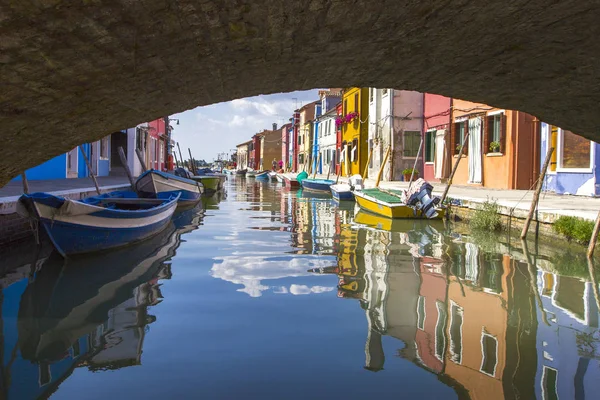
[
  {"xmin": 540, "ymin": 123, "xmax": 600, "ymax": 196},
  {"xmin": 535, "ymin": 272, "xmax": 600, "ymax": 399}
]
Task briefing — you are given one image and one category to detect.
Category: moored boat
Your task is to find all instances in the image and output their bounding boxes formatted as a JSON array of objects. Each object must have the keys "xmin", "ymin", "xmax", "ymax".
[
  {"xmin": 281, "ymin": 173, "xmax": 300, "ymax": 189},
  {"xmin": 353, "ymin": 187, "xmax": 445, "ymax": 220},
  {"xmin": 236, "ymin": 169, "xmax": 247, "ymax": 176},
  {"xmin": 275, "ymin": 174, "xmax": 284, "ymax": 183},
  {"xmin": 190, "ymin": 175, "xmax": 221, "ymax": 194},
  {"xmin": 255, "ymin": 171, "xmax": 270, "ymax": 180},
  {"xmin": 300, "ymin": 178, "xmax": 335, "ymax": 193},
  {"xmin": 18, "ymin": 191, "xmax": 180, "ymax": 257},
  {"xmin": 330, "ymin": 183, "xmax": 354, "ymax": 201},
  {"xmin": 246, "ymin": 170, "xmax": 258, "ymax": 178},
  {"xmin": 135, "ymin": 170, "xmax": 203, "ymax": 206},
  {"xmin": 268, "ymin": 171, "xmax": 278, "ymax": 181}
]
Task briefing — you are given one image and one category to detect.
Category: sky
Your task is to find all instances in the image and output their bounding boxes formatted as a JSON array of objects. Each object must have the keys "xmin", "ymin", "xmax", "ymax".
[{"xmin": 170, "ymin": 89, "xmax": 321, "ymax": 162}]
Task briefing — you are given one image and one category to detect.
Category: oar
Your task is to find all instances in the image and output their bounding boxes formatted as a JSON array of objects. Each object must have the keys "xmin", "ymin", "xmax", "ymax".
[
  {"xmin": 327, "ymin": 156, "xmax": 334, "ymax": 181},
  {"xmin": 79, "ymin": 145, "xmax": 101, "ymax": 195}
]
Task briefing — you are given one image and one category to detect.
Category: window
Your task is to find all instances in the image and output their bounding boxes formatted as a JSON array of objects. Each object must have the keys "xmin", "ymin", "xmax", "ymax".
[
  {"xmin": 542, "ymin": 366, "xmax": 558, "ymax": 400},
  {"xmin": 354, "ymin": 93, "xmax": 359, "ymax": 113},
  {"xmin": 425, "ymin": 130, "xmax": 435, "ymax": 162},
  {"xmin": 560, "ymin": 129, "xmax": 592, "ymax": 170},
  {"xmin": 369, "ymin": 88, "xmax": 374, "ymax": 103},
  {"xmin": 435, "ymin": 301, "xmax": 447, "ymax": 360},
  {"xmin": 351, "ymin": 139, "xmax": 358, "ymax": 162},
  {"xmin": 382, "ymin": 88, "xmax": 389, "ymax": 96},
  {"xmin": 453, "ymin": 121, "xmax": 468, "ymax": 155},
  {"xmin": 344, "ymin": 99, "xmax": 347, "ymax": 115},
  {"xmin": 403, "ymin": 131, "xmax": 421, "ymax": 157},
  {"xmin": 449, "ymin": 303, "xmax": 463, "ymax": 364},
  {"xmin": 480, "ymin": 258, "xmax": 503, "ymax": 293},
  {"xmin": 100, "ymin": 136, "xmax": 109, "ymax": 159},
  {"xmin": 136, "ymin": 128, "xmax": 145, "ymax": 151},
  {"xmin": 417, "ymin": 296, "xmax": 426, "ymax": 330},
  {"xmin": 480, "ymin": 332, "xmax": 498, "ymax": 376},
  {"xmin": 486, "ymin": 113, "xmax": 505, "ymax": 153}
]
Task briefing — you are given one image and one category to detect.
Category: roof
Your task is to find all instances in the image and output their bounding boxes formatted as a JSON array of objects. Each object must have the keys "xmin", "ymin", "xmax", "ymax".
[{"xmin": 236, "ymin": 140, "xmax": 253, "ymax": 147}]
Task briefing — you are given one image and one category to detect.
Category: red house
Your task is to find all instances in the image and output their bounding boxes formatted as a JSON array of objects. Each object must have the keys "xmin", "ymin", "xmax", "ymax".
[
  {"xmin": 147, "ymin": 118, "xmax": 167, "ymax": 171},
  {"xmin": 251, "ymin": 133, "xmax": 262, "ymax": 170},
  {"xmin": 423, "ymin": 94, "xmax": 452, "ymax": 182},
  {"xmin": 335, "ymin": 101, "xmax": 343, "ymax": 175},
  {"xmin": 292, "ymin": 111, "xmax": 300, "ymax": 172}
]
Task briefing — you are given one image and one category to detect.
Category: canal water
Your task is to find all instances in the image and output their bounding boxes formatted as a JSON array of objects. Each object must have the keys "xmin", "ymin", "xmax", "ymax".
[{"xmin": 1, "ymin": 177, "xmax": 600, "ymax": 399}]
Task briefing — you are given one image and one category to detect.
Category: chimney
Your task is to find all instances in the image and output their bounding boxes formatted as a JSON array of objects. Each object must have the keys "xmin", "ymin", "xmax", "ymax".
[{"xmin": 273, "ymin": 123, "xmax": 278, "ymax": 131}]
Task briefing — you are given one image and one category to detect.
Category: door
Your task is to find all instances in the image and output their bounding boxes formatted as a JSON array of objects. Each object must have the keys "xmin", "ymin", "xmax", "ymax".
[
  {"xmin": 468, "ymin": 117, "xmax": 483, "ymax": 184},
  {"xmin": 90, "ymin": 142, "xmax": 98, "ymax": 175},
  {"xmin": 67, "ymin": 148, "xmax": 78, "ymax": 178}
]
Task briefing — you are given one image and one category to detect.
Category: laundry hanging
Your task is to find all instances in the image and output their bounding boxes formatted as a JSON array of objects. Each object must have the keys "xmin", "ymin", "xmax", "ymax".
[
  {"xmin": 468, "ymin": 117, "xmax": 483, "ymax": 184},
  {"xmin": 434, "ymin": 129, "xmax": 446, "ymax": 179}
]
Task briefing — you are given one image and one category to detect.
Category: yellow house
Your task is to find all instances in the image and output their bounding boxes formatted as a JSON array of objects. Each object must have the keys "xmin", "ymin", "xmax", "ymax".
[{"xmin": 341, "ymin": 87, "xmax": 369, "ymax": 176}]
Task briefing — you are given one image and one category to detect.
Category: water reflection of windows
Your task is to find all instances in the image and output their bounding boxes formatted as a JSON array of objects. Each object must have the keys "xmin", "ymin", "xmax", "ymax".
[
  {"xmin": 480, "ymin": 256, "xmax": 504, "ymax": 294},
  {"xmin": 480, "ymin": 331, "xmax": 498, "ymax": 377},
  {"xmin": 542, "ymin": 366, "xmax": 559, "ymax": 400},
  {"xmin": 435, "ymin": 301, "xmax": 447, "ymax": 361},
  {"xmin": 417, "ymin": 296, "xmax": 426, "ymax": 330},
  {"xmin": 450, "ymin": 244, "xmax": 466, "ymax": 279},
  {"xmin": 449, "ymin": 302, "xmax": 464, "ymax": 364}
]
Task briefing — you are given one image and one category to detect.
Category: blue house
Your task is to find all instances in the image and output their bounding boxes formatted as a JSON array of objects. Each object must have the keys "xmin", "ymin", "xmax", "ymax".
[
  {"xmin": 11, "ymin": 136, "xmax": 112, "ymax": 182},
  {"xmin": 312, "ymin": 90, "xmax": 341, "ymax": 174},
  {"xmin": 540, "ymin": 123, "xmax": 600, "ymax": 196}
]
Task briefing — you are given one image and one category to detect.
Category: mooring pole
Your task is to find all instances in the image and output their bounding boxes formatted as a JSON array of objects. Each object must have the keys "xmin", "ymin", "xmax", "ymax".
[
  {"xmin": 173, "ymin": 151, "xmax": 180, "ymax": 168},
  {"xmin": 440, "ymin": 131, "xmax": 470, "ymax": 205},
  {"xmin": 118, "ymin": 146, "xmax": 137, "ymax": 191},
  {"xmin": 363, "ymin": 147, "xmax": 373, "ymax": 180},
  {"xmin": 521, "ymin": 239, "xmax": 550, "ymax": 326},
  {"xmin": 188, "ymin": 148, "xmax": 197, "ymax": 175},
  {"xmin": 177, "ymin": 143, "xmax": 185, "ymax": 171},
  {"xmin": 79, "ymin": 145, "xmax": 101, "ymax": 195},
  {"xmin": 21, "ymin": 172, "xmax": 29, "ymax": 194},
  {"xmin": 588, "ymin": 212, "xmax": 600, "ymax": 258},
  {"xmin": 521, "ymin": 146, "xmax": 554, "ymax": 239},
  {"xmin": 375, "ymin": 146, "xmax": 391, "ymax": 188},
  {"xmin": 135, "ymin": 148, "xmax": 148, "ymax": 172}
]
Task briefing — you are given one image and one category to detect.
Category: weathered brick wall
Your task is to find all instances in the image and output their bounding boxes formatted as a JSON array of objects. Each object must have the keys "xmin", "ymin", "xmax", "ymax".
[
  {"xmin": 0, "ymin": 213, "xmax": 33, "ymax": 246},
  {"xmin": 1, "ymin": 0, "xmax": 599, "ymax": 186}
]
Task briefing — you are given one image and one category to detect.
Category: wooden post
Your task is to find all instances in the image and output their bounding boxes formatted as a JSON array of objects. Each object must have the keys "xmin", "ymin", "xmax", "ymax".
[
  {"xmin": 440, "ymin": 131, "xmax": 470, "ymax": 205},
  {"xmin": 135, "ymin": 148, "xmax": 148, "ymax": 172},
  {"xmin": 408, "ymin": 138, "xmax": 424, "ymax": 190},
  {"xmin": 588, "ymin": 211, "xmax": 600, "ymax": 258},
  {"xmin": 327, "ymin": 157, "xmax": 334, "ymax": 181},
  {"xmin": 188, "ymin": 148, "xmax": 197, "ymax": 175},
  {"xmin": 521, "ymin": 146, "xmax": 554, "ymax": 239},
  {"xmin": 312, "ymin": 153, "xmax": 321, "ymax": 179},
  {"xmin": 79, "ymin": 145, "xmax": 101, "ymax": 195},
  {"xmin": 173, "ymin": 151, "xmax": 180, "ymax": 168},
  {"xmin": 118, "ymin": 146, "xmax": 137, "ymax": 191},
  {"xmin": 345, "ymin": 146, "xmax": 350, "ymax": 177},
  {"xmin": 587, "ymin": 257, "xmax": 600, "ymax": 312},
  {"xmin": 363, "ymin": 147, "xmax": 373, "ymax": 179},
  {"xmin": 375, "ymin": 146, "xmax": 391, "ymax": 188},
  {"xmin": 177, "ymin": 143, "xmax": 185, "ymax": 171},
  {"xmin": 21, "ymin": 172, "xmax": 29, "ymax": 194}
]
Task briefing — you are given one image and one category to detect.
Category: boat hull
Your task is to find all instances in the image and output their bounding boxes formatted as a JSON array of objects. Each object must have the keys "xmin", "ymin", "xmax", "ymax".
[
  {"xmin": 331, "ymin": 184, "xmax": 355, "ymax": 201},
  {"xmin": 354, "ymin": 190, "xmax": 445, "ymax": 220},
  {"xmin": 19, "ymin": 192, "xmax": 179, "ymax": 257},
  {"xmin": 255, "ymin": 172, "xmax": 269, "ymax": 180},
  {"xmin": 136, "ymin": 170, "xmax": 203, "ymax": 205},
  {"xmin": 190, "ymin": 175, "xmax": 220, "ymax": 193},
  {"xmin": 301, "ymin": 179, "xmax": 335, "ymax": 193}
]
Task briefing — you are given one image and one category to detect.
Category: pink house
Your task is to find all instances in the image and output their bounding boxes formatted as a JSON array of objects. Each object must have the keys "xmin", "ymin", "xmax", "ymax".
[{"xmin": 423, "ymin": 94, "xmax": 452, "ymax": 182}]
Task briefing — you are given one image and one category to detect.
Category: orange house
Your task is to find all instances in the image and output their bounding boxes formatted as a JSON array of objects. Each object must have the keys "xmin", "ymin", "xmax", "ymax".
[{"xmin": 449, "ymin": 99, "xmax": 540, "ymax": 189}]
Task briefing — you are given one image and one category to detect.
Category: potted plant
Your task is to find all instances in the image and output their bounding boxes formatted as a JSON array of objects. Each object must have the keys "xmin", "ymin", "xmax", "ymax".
[
  {"xmin": 455, "ymin": 144, "xmax": 463, "ymax": 154},
  {"xmin": 402, "ymin": 168, "xmax": 418, "ymax": 181},
  {"xmin": 489, "ymin": 141, "xmax": 500, "ymax": 153}
]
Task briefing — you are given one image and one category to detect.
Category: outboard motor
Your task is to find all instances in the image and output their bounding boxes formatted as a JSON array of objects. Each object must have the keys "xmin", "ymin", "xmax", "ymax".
[
  {"xmin": 348, "ymin": 174, "xmax": 364, "ymax": 191},
  {"xmin": 406, "ymin": 178, "xmax": 440, "ymax": 219}
]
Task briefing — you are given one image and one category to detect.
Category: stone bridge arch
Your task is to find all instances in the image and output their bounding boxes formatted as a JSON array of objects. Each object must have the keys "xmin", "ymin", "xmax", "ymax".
[{"xmin": 1, "ymin": 0, "xmax": 599, "ymax": 185}]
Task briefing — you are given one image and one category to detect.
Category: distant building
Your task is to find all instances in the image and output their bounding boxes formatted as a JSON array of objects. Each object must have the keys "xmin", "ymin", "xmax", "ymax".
[
  {"xmin": 314, "ymin": 89, "xmax": 341, "ymax": 175},
  {"xmin": 259, "ymin": 124, "xmax": 282, "ymax": 171},
  {"xmin": 297, "ymin": 101, "xmax": 318, "ymax": 171},
  {"xmin": 236, "ymin": 140, "xmax": 252, "ymax": 170}
]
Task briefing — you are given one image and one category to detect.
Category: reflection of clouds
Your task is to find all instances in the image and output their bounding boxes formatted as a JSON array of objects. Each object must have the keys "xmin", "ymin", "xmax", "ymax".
[
  {"xmin": 211, "ymin": 254, "xmax": 333, "ymax": 297},
  {"xmin": 289, "ymin": 285, "xmax": 334, "ymax": 295}
]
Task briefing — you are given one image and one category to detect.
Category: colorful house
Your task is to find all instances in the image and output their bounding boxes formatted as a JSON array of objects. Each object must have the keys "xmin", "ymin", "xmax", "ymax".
[
  {"xmin": 291, "ymin": 110, "xmax": 300, "ymax": 172},
  {"xmin": 335, "ymin": 101, "xmax": 343, "ymax": 175},
  {"xmin": 367, "ymin": 89, "xmax": 423, "ymax": 181},
  {"xmin": 340, "ymin": 87, "xmax": 369, "ymax": 176},
  {"xmin": 236, "ymin": 140, "xmax": 252, "ymax": 170},
  {"xmin": 259, "ymin": 124, "xmax": 282, "ymax": 171},
  {"xmin": 423, "ymin": 94, "xmax": 452, "ymax": 182},
  {"xmin": 314, "ymin": 89, "xmax": 342, "ymax": 175},
  {"xmin": 449, "ymin": 99, "xmax": 540, "ymax": 189},
  {"xmin": 297, "ymin": 101, "xmax": 317, "ymax": 171},
  {"xmin": 280, "ymin": 123, "xmax": 292, "ymax": 170},
  {"xmin": 540, "ymin": 123, "xmax": 600, "ymax": 196}
]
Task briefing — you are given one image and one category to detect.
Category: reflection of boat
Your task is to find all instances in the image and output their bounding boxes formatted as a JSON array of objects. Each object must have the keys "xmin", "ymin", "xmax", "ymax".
[
  {"xmin": 17, "ymin": 205, "xmax": 202, "ymax": 364},
  {"xmin": 268, "ymin": 172, "xmax": 278, "ymax": 181},
  {"xmin": 354, "ymin": 188, "xmax": 445, "ymax": 220},
  {"xmin": 135, "ymin": 170, "xmax": 204, "ymax": 205},
  {"xmin": 18, "ymin": 191, "xmax": 180, "ymax": 257},
  {"xmin": 301, "ymin": 178, "xmax": 335, "ymax": 193},
  {"xmin": 236, "ymin": 169, "xmax": 247, "ymax": 176},
  {"xmin": 281, "ymin": 173, "xmax": 300, "ymax": 189},
  {"xmin": 255, "ymin": 171, "xmax": 269, "ymax": 180},
  {"xmin": 354, "ymin": 210, "xmax": 445, "ymax": 232},
  {"xmin": 299, "ymin": 189, "xmax": 332, "ymax": 200},
  {"xmin": 246, "ymin": 170, "xmax": 258, "ymax": 178}
]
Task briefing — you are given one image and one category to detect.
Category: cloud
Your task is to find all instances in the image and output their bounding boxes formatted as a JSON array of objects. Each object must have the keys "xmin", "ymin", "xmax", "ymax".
[{"xmin": 289, "ymin": 285, "xmax": 335, "ymax": 295}]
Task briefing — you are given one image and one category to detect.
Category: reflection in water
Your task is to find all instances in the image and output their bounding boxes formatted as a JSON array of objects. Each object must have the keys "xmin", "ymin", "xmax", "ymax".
[
  {"xmin": 0, "ymin": 205, "xmax": 204, "ymax": 399},
  {"xmin": 2, "ymin": 178, "xmax": 600, "ymax": 399}
]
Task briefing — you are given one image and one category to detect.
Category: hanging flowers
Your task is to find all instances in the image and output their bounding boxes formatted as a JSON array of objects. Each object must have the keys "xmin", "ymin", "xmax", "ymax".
[{"xmin": 335, "ymin": 112, "xmax": 360, "ymax": 127}]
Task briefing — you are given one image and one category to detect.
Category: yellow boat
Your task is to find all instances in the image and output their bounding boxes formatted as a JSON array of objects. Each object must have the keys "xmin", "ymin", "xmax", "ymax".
[
  {"xmin": 354, "ymin": 210, "xmax": 446, "ymax": 232},
  {"xmin": 353, "ymin": 188, "xmax": 445, "ymax": 220}
]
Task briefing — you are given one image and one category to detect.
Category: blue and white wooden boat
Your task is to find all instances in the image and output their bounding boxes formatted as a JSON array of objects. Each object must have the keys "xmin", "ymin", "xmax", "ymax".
[
  {"xmin": 135, "ymin": 170, "xmax": 203, "ymax": 205},
  {"xmin": 18, "ymin": 191, "xmax": 180, "ymax": 257},
  {"xmin": 330, "ymin": 183, "xmax": 355, "ymax": 201},
  {"xmin": 300, "ymin": 178, "xmax": 335, "ymax": 193},
  {"xmin": 255, "ymin": 171, "xmax": 270, "ymax": 180}
]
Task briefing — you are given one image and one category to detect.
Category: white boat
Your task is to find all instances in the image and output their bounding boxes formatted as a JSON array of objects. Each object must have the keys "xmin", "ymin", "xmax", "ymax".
[{"xmin": 135, "ymin": 170, "xmax": 203, "ymax": 205}]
